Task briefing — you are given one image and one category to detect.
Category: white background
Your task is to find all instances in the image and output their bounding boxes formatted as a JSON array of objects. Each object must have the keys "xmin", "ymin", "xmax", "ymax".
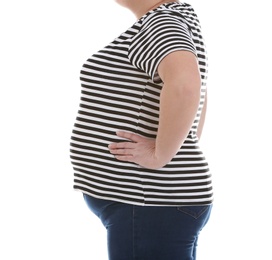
[{"xmin": 1, "ymin": 0, "xmax": 271, "ymax": 259}]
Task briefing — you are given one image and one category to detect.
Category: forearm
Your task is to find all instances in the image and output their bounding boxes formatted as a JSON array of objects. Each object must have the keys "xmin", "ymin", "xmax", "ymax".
[{"xmin": 155, "ymin": 84, "xmax": 200, "ymax": 167}]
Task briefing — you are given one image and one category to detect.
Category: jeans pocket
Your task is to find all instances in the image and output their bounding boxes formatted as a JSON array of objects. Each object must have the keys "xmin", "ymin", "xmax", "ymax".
[{"xmin": 177, "ymin": 205, "xmax": 211, "ymax": 220}]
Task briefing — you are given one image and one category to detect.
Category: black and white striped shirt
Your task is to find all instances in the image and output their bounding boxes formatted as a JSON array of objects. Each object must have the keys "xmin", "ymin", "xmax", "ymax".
[{"xmin": 70, "ymin": 2, "xmax": 213, "ymax": 206}]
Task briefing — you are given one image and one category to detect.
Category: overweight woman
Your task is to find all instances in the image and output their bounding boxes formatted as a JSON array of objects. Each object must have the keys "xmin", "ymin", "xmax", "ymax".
[{"xmin": 70, "ymin": 1, "xmax": 213, "ymax": 259}]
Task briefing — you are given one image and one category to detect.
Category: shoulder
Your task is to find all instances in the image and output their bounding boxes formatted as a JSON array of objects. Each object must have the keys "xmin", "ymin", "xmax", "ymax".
[{"xmin": 139, "ymin": 8, "xmax": 191, "ymax": 33}]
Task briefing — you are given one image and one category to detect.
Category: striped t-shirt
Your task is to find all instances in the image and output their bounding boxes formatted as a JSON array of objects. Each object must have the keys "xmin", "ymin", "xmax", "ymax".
[{"xmin": 70, "ymin": 2, "xmax": 213, "ymax": 206}]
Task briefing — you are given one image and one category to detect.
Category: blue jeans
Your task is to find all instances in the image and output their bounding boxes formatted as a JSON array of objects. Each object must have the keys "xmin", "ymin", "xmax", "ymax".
[{"xmin": 83, "ymin": 194, "xmax": 212, "ymax": 260}]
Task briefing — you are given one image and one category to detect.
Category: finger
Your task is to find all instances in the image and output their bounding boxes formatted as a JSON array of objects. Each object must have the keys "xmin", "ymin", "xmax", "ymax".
[
  {"xmin": 109, "ymin": 148, "xmax": 133, "ymax": 155},
  {"xmin": 116, "ymin": 131, "xmax": 143, "ymax": 142},
  {"xmin": 108, "ymin": 142, "xmax": 135, "ymax": 149},
  {"xmin": 114, "ymin": 155, "xmax": 135, "ymax": 163}
]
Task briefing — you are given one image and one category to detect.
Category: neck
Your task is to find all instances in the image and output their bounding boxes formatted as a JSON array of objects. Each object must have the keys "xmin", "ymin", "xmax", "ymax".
[
  {"xmin": 129, "ymin": 0, "xmax": 179, "ymax": 19},
  {"xmin": 147, "ymin": 0, "xmax": 171, "ymax": 12}
]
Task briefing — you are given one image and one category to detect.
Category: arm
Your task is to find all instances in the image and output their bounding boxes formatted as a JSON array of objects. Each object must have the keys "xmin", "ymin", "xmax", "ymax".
[
  {"xmin": 109, "ymin": 51, "xmax": 201, "ymax": 169},
  {"xmin": 154, "ymin": 51, "xmax": 201, "ymax": 166}
]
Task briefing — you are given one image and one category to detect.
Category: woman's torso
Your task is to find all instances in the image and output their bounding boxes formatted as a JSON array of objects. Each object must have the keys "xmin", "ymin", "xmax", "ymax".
[{"xmin": 70, "ymin": 2, "xmax": 213, "ymax": 206}]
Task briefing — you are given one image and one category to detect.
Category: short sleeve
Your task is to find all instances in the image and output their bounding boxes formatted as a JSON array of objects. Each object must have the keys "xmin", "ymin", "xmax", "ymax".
[{"xmin": 128, "ymin": 11, "xmax": 197, "ymax": 84}]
